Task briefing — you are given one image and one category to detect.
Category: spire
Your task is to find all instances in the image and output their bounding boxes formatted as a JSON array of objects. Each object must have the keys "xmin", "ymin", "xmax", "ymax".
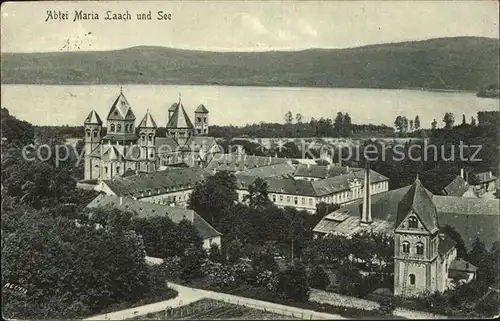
[
  {"xmin": 84, "ymin": 110, "xmax": 103, "ymax": 125},
  {"xmin": 138, "ymin": 109, "xmax": 157, "ymax": 128},
  {"xmin": 179, "ymin": 92, "xmax": 181, "ymax": 104},
  {"xmin": 120, "ymin": 86, "xmax": 123, "ymax": 94}
]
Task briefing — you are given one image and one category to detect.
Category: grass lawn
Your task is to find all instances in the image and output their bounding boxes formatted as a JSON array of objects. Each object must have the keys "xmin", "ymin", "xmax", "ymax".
[{"xmin": 128, "ymin": 298, "xmax": 300, "ymax": 320}]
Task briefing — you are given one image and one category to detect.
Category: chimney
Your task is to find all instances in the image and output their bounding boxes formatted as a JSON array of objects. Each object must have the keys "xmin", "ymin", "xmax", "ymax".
[
  {"xmin": 119, "ymin": 196, "xmax": 123, "ymax": 206},
  {"xmin": 460, "ymin": 168, "xmax": 464, "ymax": 179},
  {"xmin": 274, "ymin": 152, "xmax": 277, "ymax": 158},
  {"xmin": 327, "ymin": 164, "xmax": 331, "ymax": 171},
  {"xmin": 465, "ymin": 172, "xmax": 469, "ymax": 183},
  {"xmin": 346, "ymin": 165, "xmax": 350, "ymax": 173},
  {"xmin": 489, "ymin": 171, "xmax": 493, "ymax": 178},
  {"xmin": 268, "ymin": 156, "xmax": 272, "ymax": 165},
  {"xmin": 360, "ymin": 162, "xmax": 373, "ymax": 226},
  {"xmin": 307, "ymin": 163, "xmax": 311, "ymax": 169}
]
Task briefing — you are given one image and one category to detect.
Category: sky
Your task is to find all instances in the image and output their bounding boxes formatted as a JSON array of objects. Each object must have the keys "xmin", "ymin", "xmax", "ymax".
[{"xmin": 1, "ymin": 0, "xmax": 498, "ymax": 53}]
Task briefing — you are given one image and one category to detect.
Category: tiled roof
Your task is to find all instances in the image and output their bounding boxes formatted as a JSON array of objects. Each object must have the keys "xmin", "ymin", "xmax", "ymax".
[
  {"xmin": 102, "ymin": 167, "xmax": 210, "ymax": 198},
  {"xmin": 236, "ymin": 162, "xmax": 296, "ymax": 178},
  {"xmin": 205, "ymin": 154, "xmax": 289, "ymax": 172},
  {"xmin": 102, "ymin": 133, "xmax": 138, "ymax": 142},
  {"xmin": 449, "ymin": 258, "xmax": 478, "ymax": 273},
  {"xmin": 86, "ymin": 195, "xmax": 221, "ymax": 239},
  {"xmin": 313, "ymin": 183, "xmax": 499, "ymax": 250},
  {"xmin": 138, "ymin": 110, "xmax": 157, "ymax": 128},
  {"xmin": 438, "ymin": 232, "xmax": 457, "ymax": 256},
  {"xmin": 294, "ymin": 164, "xmax": 362, "ymax": 179},
  {"xmin": 442, "ymin": 175, "xmax": 470, "ymax": 197},
  {"xmin": 396, "ymin": 178, "xmax": 439, "ymax": 233},
  {"xmin": 107, "ymin": 91, "xmax": 136, "ymax": 121},
  {"xmin": 155, "ymin": 137, "xmax": 181, "ymax": 152},
  {"xmin": 195, "ymin": 104, "xmax": 209, "ymax": 113},
  {"xmin": 166, "ymin": 102, "xmax": 194, "ymax": 129},
  {"xmin": 84, "ymin": 110, "xmax": 103, "ymax": 125},
  {"xmin": 236, "ymin": 168, "xmax": 387, "ymax": 197}
]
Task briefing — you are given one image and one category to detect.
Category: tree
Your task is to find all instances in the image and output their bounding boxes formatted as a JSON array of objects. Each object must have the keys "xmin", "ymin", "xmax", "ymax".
[
  {"xmin": 467, "ymin": 237, "xmax": 488, "ymax": 267},
  {"xmin": 244, "ymin": 177, "xmax": 272, "ymax": 210},
  {"xmin": 471, "ymin": 117, "xmax": 477, "ymax": 126},
  {"xmin": 462, "ymin": 114, "xmax": 467, "ymax": 126},
  {"xmin": 309, "ymin": 266, "xmax": 330, "ymax": 290},
  {"xmin": 334, "ymin": 112, "xmax": 344, "ymax": 136},
  {"xmin": 409, "ymin": 119, "xmax": 414, "ymax": 132},
  {"xmin": 295, "ymin": 113, "xmax": 303, "ymax": 124},
  {"xmin": 342, "ymin": 113, "xmax": 352, "ymax": 136},
  {"xmin": 284, "ymin": 111, "xmax": 293, "ymax": 124},
  {"xmin": 414, "ymin": 115, "xmax": 421, "ymax": 130},
  {"xmin": 1, "ymin": 206, "xmax": 150, "ymax": 318},
  {"xmin": 208, "ymin": 243, "xmax": 223, "ymax": 263},
  {"xmin": 443, "ymin": 112, "xmax": 455, "ymax": 130},
  {"xmin": 1, "ymin": 108, "xmax": 34, "ymax": 148},
  {"xmin": 277, "ymin": 262, "xmax": 310, "ymax": 302},
  {"xmin": 188, "ymin": 171, "xmax": 238, "ymax": 226},
  {"xmin": 431, "ymin": 118, "xmax": 438, "ymax": 130},
  {"xmin": 394, "ymin": 116, "xmax": 404, "ymax": 133}
]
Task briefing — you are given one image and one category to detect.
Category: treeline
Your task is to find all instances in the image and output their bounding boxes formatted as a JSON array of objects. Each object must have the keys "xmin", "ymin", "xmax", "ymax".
[{"xmin": 210, "ymin": 112, "xmax": 393, "ymax": 138}]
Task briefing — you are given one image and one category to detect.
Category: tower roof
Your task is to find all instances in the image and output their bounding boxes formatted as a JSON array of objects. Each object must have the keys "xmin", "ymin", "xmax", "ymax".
[
  {"xmin": 107, "ymin": 90, "xmax": 136, "ymax": 121},
  {"xmin": 84, "ymin": 110, "xmax": 102, "ymax": 125},
  {"xmin": 396, "ymin": 177, "xmax": 439, "ymax": 232},
  {"xmin": 138, "ymin": 110, "xmax": 157, "ymax": 128},
  {"xmin": 195, "ymin": 104, "xmax": 209, "ymax": 113},
  {"xmin": 166, "ymin": 102, "xmax": 194, "ymax": 129}
]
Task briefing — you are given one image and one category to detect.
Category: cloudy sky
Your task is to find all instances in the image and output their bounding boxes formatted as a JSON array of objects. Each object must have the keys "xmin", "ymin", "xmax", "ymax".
[{"xmin": 1, "ymin": 1, "xmax": 498, "ymax": 53}]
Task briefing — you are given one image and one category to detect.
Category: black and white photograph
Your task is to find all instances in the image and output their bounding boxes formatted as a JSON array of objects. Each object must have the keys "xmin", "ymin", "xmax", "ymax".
[{"xmin": 1, "ymin": 0, "xmax": 499, "ymax": 319}]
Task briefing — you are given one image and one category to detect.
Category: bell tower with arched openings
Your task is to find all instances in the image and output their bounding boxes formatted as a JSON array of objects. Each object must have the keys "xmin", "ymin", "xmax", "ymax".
[{"xmin": 393, "ymin": 176, "xmax": 455, "ymax": 297}]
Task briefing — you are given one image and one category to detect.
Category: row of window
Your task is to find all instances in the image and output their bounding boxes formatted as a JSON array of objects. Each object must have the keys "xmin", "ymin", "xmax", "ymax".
[
  {"xmin": 86, "ymin": 130, "xmax": 99, "ymax": 138},
  {"xmin": 109, "ymin": 123, "xmax": 134, "ymax": 133},
  {"xmin": 270, "ymin": 194, "xmax": 314, "ymax": 206},
  {"xmin": 402, "ymin": 241, "xmax": 424, "ymax": 255},
  {"xmin": 196, "ymin": 117, "xmax": 207, "ymax": 123}
]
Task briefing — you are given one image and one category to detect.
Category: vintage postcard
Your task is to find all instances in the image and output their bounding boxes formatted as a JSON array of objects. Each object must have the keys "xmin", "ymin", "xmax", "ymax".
[{"xmin": 1, "ymin": 0, "xmax": 499, "ymax": 320}]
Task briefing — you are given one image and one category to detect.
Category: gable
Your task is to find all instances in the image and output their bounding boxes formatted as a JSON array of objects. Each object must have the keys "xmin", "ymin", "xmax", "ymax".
[{"xmin": 395, "ymin": 211, "xmax": 430, "ymax": 234}]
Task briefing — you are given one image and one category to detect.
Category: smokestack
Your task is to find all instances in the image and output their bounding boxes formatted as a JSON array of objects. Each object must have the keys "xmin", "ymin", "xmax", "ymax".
[
  {"xmin": 460, "ymin": 168, "xmax": 464, "ymax": 179},
  {"xmin": 360, "ymin": 162, "xmax": 373, "ymax": 226}
]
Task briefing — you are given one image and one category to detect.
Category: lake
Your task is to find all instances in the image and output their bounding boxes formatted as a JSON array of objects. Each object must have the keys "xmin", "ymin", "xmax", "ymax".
[{"xmin": 1, "ymin": 85, "xmax": 498, "ymax": 127}]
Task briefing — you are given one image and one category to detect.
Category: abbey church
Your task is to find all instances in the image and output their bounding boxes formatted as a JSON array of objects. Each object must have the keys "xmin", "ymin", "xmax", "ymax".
[{"xmin": 83, "ymin": 89, "xmax": 220, "ymax": 181}]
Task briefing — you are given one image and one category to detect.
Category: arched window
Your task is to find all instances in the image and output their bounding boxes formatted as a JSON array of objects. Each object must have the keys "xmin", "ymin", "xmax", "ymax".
[
  {"xmin": 116, "ymin": 166, "xmax": 120, "ymax": 174},
  {"xmin": 402, "ymin": 241, "xmax": 410, "ymax": 253},
  {"xmin": 86, "ymin": 129, "xmax": 91, "ymax": 137},
  {"xmin": 416, "ymin": 243, "xmax": 424, "ymax": 255},
  {"xmin": 104, "ymin": 166, "xmax": 108, "ymax": 174},
  {"xmin": 409, "ymin": 274, "xmax": 416, "ymax": 285},
  {"xmin": 93, "ymin": 130, "xmax": 98, "ymax": 138},
  {"xmin": 117, "ymin": 124, "xmax": 122, "ymax": 132},
  {"xmin": 409, "ymin": 216, "xmax": 418, "ymax": 228},
  {"xmin": 148, "ymin": 134, "xmax": 153, "ymax": 143},
  {"xmin": 110, "ymin": 124, "xmax": 115, "ymax": 132},
  {"xmin": 141, "ymin": 135, "xmax": 146, "ymax": 144}
]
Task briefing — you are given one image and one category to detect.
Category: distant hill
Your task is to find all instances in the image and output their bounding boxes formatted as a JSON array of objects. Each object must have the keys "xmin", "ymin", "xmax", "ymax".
[{"xmin": 1, "ymin": 37, "xmax": 498, "ymax": 91}]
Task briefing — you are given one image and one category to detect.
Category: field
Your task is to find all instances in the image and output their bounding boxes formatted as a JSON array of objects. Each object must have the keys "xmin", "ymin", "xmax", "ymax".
[{"xmin": 129, "ymin": 298, "xmax": 301, "ymax": 320}]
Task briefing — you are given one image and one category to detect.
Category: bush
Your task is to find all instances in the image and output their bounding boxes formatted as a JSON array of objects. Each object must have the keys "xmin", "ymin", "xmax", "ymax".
[
  {"xmin": 309, "ymin": 266, "xmax": 330, "ymax": 290},
  {"xmin": 277, "ymin": 262, "xmax": 310, "ymax": 302}
]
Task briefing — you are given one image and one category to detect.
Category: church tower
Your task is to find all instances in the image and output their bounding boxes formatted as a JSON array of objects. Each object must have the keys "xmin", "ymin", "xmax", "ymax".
[
  {"xmin": 138, "ymin": 110, "xmax": 157, "ymax": 172},
  {"xmin": 165, "ymin": 93, "xmax": 194, "ymax": 146},
  {"xmin": 393, "ymin": 176, "xmax": 442, "ymax": 297},
  {"xmin": 84, "ymin": 110, "xmax": 102, "ymax": 180},
  {"xmin": 194, "ymin": 104, "xmax": 209, "ymax": 136}
]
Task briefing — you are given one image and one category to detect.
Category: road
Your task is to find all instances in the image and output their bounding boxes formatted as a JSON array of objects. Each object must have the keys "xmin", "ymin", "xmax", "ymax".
[{"xmin": 84, "ymin": 282, "xmax": 346, "ymax": 320}]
